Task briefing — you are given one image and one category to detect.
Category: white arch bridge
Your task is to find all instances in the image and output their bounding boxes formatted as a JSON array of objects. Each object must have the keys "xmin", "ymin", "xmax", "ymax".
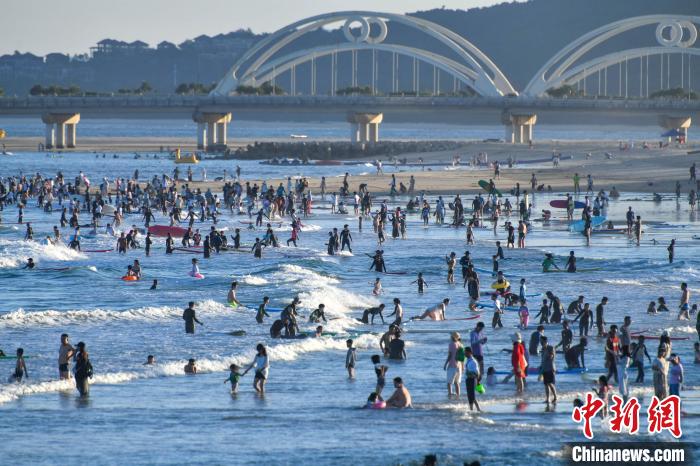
[{"xmin": 12, "ymin": 13, "xmax": 700, "ymax": 148}]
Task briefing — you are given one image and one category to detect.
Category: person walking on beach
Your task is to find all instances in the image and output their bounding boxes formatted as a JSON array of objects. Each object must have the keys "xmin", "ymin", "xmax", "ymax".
[{"xmin": 183, "ymin": 301, "xmax": 203, "ymax": 334}]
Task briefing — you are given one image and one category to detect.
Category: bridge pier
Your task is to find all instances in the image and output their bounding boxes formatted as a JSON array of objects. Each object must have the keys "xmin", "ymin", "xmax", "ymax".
[
  {"xmin": 659, "ymin": 115, "xmax": 691, "ymax": 142},
  {"xmin": 502, "ymin": 112, "xmax": 537, "ymax": 144},
  {"xmin": 193, "ymin": 112, "xmax": 232, "ymax": 151},
  {"xmin": 347, "ymin": 112, "xmax": 383, "ymax": 144},
  {"xmin": 41, "ymin": 113, "xmax": 80, "ymax": 149}
]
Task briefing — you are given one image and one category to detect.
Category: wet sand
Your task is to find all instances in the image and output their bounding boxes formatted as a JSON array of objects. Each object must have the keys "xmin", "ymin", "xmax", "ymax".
[{"xmin": 3, "ymin": 136, "xmax": 699, "ymax": 195}]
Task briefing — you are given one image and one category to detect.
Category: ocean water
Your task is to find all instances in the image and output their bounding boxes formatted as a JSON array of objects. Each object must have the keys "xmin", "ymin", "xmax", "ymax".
[
  {"xmin": 0, "ymin": 151, "xmax": 699, "ymax": 465},
  {"xmin": 0, "ymin": 117, "xmax": 668, "ymax": 142}
]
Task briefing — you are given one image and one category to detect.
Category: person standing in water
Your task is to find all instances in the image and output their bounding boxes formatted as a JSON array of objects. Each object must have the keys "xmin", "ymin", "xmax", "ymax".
[
  {"xmin": 73, "ymin": 342, "xmax": 93, "ymax": 397},
  {"xmin": 443, "ymin": 332, "xmax": 463, "ymax": 397},
  {"xmin": 227, "ymin": 281, "xmax": 240, "ymax": 308},
  {"xmin": 58, "ymin": 333, "xmax": 75, "ymax": 380},
  {"xmin": 679, "ymin": 282, "xmax": 690, "ymax": 320},
  {"xmin": 668, "ymin": 239, "xmax": 675, "ymax": 263},
  {"xmin": 244, "ymin": 344, "xmax": 269, "ymax": 394},
  {"xmin": 345, "ymin": 339, "xmax": 357, "ymax": 379},
  {"xmin": 565, "ymin": 251, "xmax": 577, "ymax": 273},
  {"xmin": 182, "ymin": 301, "xmax": 203, "ymax": 334},
  {"xmin": 256, "ymin": 297, "xmax": 270, "ymax": 323}
]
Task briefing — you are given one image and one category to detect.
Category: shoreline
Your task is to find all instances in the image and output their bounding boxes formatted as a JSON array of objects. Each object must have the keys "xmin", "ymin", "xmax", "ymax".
[{"xmin": 2, "ymin": 137, "xmax": 699, "ymax": 196}]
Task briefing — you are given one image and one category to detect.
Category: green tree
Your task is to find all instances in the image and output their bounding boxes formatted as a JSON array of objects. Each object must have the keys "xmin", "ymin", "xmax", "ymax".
[
  {"xmin": 29, "ymin": 84, "xmax": 44, "ymax": 96},
  {"xmin": 138, "ymin": 81, "xmax": 153, "ymax": 94},
  {"xmin": 546, "ymin": 84, "xmax": 580, "ymax": 98}
]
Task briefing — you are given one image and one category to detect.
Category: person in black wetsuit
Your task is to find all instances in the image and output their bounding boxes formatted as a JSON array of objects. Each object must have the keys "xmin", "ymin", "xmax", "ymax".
[{"xmin": 182, "ymin": 301, "xmax": 203, "ymax": 334}]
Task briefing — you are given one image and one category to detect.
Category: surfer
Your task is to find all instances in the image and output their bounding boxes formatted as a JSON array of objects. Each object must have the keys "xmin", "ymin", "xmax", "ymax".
[
  {"xmin": 411, "ymin": 298, "xmax": 449, "ymax": 321},
  {"xmin": 309, "ymin": 304, "xmax": 327, "ymax": 323}
]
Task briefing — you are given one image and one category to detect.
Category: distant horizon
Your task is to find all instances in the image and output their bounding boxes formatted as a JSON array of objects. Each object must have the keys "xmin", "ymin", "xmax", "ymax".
[{"xmin": 1, "ymin": 0, "xmax": 511, "ymax": 57}]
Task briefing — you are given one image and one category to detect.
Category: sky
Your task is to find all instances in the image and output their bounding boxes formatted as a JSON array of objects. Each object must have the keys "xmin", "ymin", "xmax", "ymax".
[{"xmin": 1, "ymin": 0, "xmax": 508, "ymax": 56}]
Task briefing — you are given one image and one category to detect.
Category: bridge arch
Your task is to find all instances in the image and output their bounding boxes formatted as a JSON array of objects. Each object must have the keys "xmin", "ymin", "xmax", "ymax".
[
  {"xmin": 524, "ymin": 15, "xmax": 700, "ymax": 97},
  {"xmin": 211, "ymin": 11, "xmax": 517, "ymax": 97}
]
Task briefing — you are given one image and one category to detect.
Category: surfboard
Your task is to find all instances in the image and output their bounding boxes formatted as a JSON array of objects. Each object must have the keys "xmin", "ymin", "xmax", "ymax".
[
  {"xmin": 148, "ymin": 225, "xmax": 188, "ymax": 237},
  {"xmin": 228, "ymin": 302, "xmax": 239, "ymax": 309},
  {"xmin": 569, "ymin": 216, "xmax": 606, "ymax": 233},
  {"xmin": 632, "ymin": 335, "xmax": 689, "ymax": 341},
  {"xmin": 543, "ymin": 268, "xmax": 601, "ymax": 273},
  {"xmin": 478, "ymin": 179, "xmax": 502, "ymax": 197},
  {"xmin": 549, "ymin": 200, "xmax": 585, "ymax": 209},
  {"xmin": 83, "ymin": 249, "xmax": 114, "ymax": 253}
]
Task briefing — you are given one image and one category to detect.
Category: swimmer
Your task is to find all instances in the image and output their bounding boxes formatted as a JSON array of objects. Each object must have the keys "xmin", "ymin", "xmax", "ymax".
[
  {"xmin": 308, "ymin": 304, "xmax": 327, "ymax": 323},
  {"xmin": 9, "ymin": 348, "xmax": 28, "ymax": 382},
  {"xmin": 23, "ymin": 258, "xmax": 35, "ymax": 269},
  {"xmin": 144, "ymin": 355, "xmax": 156, "ymax": 365},
  {"xmin": 184, "ymin": 358, "xmax": 197, "ymax": 374},
  {"xmin": 314, "ymin": 326, "xmax": 323, "ymax": 337},
  {"xmin": 150, "ymin": 279, "xmax": 158, "ymax": 290}
]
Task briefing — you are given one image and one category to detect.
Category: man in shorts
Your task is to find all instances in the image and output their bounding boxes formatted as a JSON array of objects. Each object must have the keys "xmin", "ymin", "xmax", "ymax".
[{"xmin": 58, "ymin": 333, "xmax": 75, "ymax": 380}]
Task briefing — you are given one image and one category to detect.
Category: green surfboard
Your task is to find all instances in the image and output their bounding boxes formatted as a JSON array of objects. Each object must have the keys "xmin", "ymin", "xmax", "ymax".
[{"xmin": 478, "ymin": 179, "xmax": 502, "ymax": 197}]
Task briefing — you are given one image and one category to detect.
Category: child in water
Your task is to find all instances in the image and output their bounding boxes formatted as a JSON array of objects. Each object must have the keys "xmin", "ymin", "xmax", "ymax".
[
  {"xmin": 365, "ymin": 392, "xmax": 385, "ymax": 409},
  {"xmin": 371, "ymin": 354, "xmax": 388, "ymax": 396},
  {"xmin": 9, "ymin": 348, "xmax": 28, "ymax": 383},
  {"xmin": 486, "ymin": 367, "xmax": 497, "ymax": 386},
  {"xmin": 411, "ymin": 272, "xmax": 428, "ymax": 294},
  {"xmin": 190, "ymin": 258, "xmax": 200, "ymax": 277},
  {"xmin": 518, "ymin": 300, "xmax": 530, "ymax": 329},
  {"xmin": 593, "ymin": 375, "xmax": 610, "ymax": 417},
  {"xmin": 224, "ymin": 364, "xmax": 244, "ymax": 393},
  {"xmin": 647, "ymin": 301, "xmax": 657, "ymax": 314},
  {"xmin": 372, "ymin": 278, "xmax": 383, "ymax": 296}
]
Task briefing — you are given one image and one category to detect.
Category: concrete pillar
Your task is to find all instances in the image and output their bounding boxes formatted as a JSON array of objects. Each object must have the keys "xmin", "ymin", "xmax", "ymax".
[
  {"xmin": 66, "ymin": 123, "xmax": 77, "ymax": 148},
  {"xmin": 216, "ymin": 122, "xmax": 227, "ymax": 146},
  {"xmin": 197, "ymin": 123, "xmax": 207, "ymax": 150},
  {"xmin": 359, "ymin": 124, "xmax": 369, "ymax": 144},
  {"xmin": 41, "ymin": 113, "xmax": 80, "ymax": 149},
  {"xmin": 346, "ymin": 112, "xmax": 383, "ymax": 144},
  {"xmin": 369, "ymin": 123, "xmax": 379, "ymax": 143},
  {"xmin": 350, "ymin": 123, "xmax": 359, "ymax": 144},
  {"xmin": 193, "ymin": 112, "xmax": 231, "ymax": 152},
  {"xmin": 502, "ymin": 111, "xmax": 537, "ymax": 144},
  {"xmin": 659, "ymin": 115, "xmax": 691, "ymax": 142},
  {"xmin": 55, "ymin": 123, "xmax": 66, "ymax": 149},
  {"xmin": 45, "ymin": 124, "xmax": 55, "ymax": 149}
]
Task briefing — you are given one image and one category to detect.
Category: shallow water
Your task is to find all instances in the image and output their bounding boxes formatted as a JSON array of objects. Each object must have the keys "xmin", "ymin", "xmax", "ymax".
[{"xmin": 0, "ymin": 152, "xmax": 699, "ymax": 465}]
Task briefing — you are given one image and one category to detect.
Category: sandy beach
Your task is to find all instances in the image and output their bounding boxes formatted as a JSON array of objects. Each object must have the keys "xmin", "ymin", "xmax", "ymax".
[{"xmin": 3, "ymin": 136, "xmax": 700, "ymax": 195}]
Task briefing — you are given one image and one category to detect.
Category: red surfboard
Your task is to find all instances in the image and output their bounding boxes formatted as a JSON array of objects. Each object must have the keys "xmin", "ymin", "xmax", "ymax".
[{"xmin": 148, "ymin": 225, "xmax": 188, "ymax": 237}]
